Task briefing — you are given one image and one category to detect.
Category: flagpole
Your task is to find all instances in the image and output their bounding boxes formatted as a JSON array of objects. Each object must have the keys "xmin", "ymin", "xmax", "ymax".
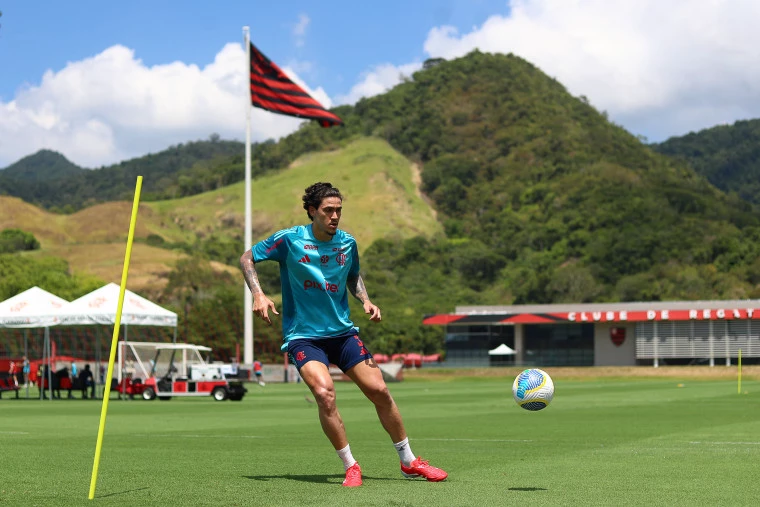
[{"xmin": 243, "ymin": 26, "xmax": 254, "ymax": 366}]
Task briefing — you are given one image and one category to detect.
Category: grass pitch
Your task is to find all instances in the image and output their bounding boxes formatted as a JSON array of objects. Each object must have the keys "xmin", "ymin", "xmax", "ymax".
[{"xmin": 1, "ymin": 372, "xmax": 759, "ymax": 506}]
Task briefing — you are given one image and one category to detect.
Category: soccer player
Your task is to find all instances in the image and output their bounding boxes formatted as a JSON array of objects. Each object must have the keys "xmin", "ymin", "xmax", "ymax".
[{"xmin": 239, "ymin": 182, "xmax": 447, "ymax": 487}]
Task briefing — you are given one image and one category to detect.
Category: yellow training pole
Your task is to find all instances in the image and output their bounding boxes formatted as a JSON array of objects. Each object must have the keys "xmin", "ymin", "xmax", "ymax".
[
  {"xmin": 738, "ymin": 348, "xmax": 742, "ymax": 395},
  {"xmin": 88, "ymin": 176, "xmax": 143, "ymax": 500}
]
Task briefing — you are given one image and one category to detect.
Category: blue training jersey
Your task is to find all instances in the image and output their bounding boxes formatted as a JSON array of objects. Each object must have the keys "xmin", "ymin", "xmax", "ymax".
[{"xmin": 251, "ymin": 225, "xmax": 361, "ymax": 350}]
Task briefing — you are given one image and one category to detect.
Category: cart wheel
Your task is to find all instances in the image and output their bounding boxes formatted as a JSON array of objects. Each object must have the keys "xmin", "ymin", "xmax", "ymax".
[
  {"xmin": 142, "ymin": 387, "xmax": 156, "ymax": 401},
  {"xmin": 212, "ymin": 387, "xmax": 228, "ymax": 401}
]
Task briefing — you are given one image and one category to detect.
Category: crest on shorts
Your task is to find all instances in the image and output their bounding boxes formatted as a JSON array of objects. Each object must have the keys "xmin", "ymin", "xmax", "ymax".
[{"xmin": 610, "ymin": 327, "xmax": 626, "ymax": 347}]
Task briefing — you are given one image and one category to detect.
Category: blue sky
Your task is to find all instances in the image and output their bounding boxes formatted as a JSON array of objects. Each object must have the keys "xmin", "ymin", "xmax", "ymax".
[
  {"xmin": 1, "ymin": 0, "xmax": 760, "ymax": 168},
  {"xmin": 0, "ymin": 0, "xmax": 510, "ymax": 102}
]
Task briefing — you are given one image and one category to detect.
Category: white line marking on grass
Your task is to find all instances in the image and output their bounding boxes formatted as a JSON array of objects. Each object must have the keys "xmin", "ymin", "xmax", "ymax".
[
  {"xmin": 689, "ymin": 441, "xmax": 760, "ymax": 445},
  {"xmin": 416, "ymin": 438, "xmax": 533, "ymax": 443},
  {"xmin": 0, "ymin": 431, "xmax": 29, "ymax": 435},
  {"xmin": 132, "ymin": 434, "xmax": 267, "ymax": 439}
]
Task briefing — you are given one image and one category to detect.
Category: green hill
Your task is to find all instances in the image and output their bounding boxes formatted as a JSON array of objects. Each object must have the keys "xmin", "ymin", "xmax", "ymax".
[
  {"xmin": 0, "ymin": 137, "xmax": 244, "ymax": 211},
  {"xmin": 651, "ymin": 119, "xmax": 760, "ymax": 206},
  {"xmin": 257, "ymin": 50, "xmax": 760, "ymax": 303},
  {"xmin": 4, "ymin": 50, "xmax": 760, "ymax": 357},
  {"xmin": 0, "ymin": 137, "xmax": 441, "ymax": 293},
  {"xmin": 0, "ymin": 149, "xmax": 84, "ymax": 181}
]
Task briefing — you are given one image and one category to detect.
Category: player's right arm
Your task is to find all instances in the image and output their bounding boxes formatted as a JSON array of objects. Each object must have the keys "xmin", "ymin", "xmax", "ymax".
[
  {"xmin": 239, "ymin": 250, "xmax": 279, "ymax": 325},
  {"xmin": 240, "ymin": 229, "xmax": 291, "ymax": 325}
]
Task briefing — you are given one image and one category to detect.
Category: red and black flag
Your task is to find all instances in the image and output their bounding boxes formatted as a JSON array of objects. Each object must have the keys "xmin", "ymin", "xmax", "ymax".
[{"xmin": 249, "ymin": 42, "xmax": 343, "ymax": 127}]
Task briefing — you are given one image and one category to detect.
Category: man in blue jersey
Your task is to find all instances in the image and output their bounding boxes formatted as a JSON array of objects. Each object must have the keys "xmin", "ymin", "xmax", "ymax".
[{"xmin": 239, "ymin": 182, "xmax": 447, "ymax": 487}]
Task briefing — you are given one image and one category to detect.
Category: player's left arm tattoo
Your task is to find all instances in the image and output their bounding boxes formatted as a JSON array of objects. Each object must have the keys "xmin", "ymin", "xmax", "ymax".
[{"xmin": 347, "ymin": 274, "xmax": 370, "ymax": 303}]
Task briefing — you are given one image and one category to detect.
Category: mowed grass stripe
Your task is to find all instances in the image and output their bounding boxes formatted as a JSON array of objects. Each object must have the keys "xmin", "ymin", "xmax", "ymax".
[{"xmin": 1, "ymin": 378, "xmax": 759, "ymax": 506}]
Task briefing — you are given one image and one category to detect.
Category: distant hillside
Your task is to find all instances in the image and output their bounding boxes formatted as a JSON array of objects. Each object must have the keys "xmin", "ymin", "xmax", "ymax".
[
  {"xmin": 255, "ymin": 50, "xmax": 760, "ymax": 303},
  {"xmin": 6, "ymin": 50, "xmax": 760, "ymax": 357},
  {"xmin": 0, "ymin": 137, "xmax": 244, "ymax": 211},
  {"xmin": 4, "ymin": 50, "xmax": 760, "ymax": 307},
  {"xmin": 0, "ymin": 149, "xmax": 84, "ymax": 181},
  {"xmin": 651, "ymin": 119, "xmax": 760, "ymax": 205},
  {"xmin": 0, "ymin": 138, "xmax": 441, "ymax": 292}
]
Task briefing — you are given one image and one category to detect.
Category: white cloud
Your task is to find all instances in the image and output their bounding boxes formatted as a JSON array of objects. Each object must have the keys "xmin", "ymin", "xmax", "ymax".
[
  {"xmin": 422, "ymin": 0, "xmax": 760, "ymax": 141},
  {"xmin": 0, "ymin": 43, "xmax": 327, "ymax": 168},
  {"xmin": 336, "ymin": 62, "xmax": 422, "ymax": 105},
  {"xmin": 293, "ymin": 14, "xmax": 310, "ymax": 47}
]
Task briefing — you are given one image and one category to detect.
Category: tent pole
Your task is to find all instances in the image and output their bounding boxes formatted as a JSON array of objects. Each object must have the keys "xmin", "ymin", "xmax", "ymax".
[
  {"xmin": 39, "ymin": 328, "xmax": 45, "ymax": 401},
  {"xmin": 117, "ymin": 327, "xmax": 122, "ymax": 398},
  {"xmin": 24, "ymin": 329, "xmax": 29, "ymax": 399},
  {"xmin": 46, "ymin": 327, "xmax": 53, "ymax": 401},
  {"xmin": 95, "ymin": 326, "xmax": 102, "ymax": 399}
]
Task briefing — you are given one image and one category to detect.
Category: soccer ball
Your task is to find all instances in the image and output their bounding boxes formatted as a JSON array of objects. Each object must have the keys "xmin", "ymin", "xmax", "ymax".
[{"xmin": 512, "ymin": 368, "xmax": 554, "ymax": 411}]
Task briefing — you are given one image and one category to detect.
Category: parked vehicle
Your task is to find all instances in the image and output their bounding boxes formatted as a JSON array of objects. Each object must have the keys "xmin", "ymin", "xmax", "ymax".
[{"xmin": 118, "ymin": 342, "xmax": 247, "ymax": 401}]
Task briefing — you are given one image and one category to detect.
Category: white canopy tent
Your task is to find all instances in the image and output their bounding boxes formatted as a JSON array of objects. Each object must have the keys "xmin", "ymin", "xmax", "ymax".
[
  {"xmin": 488, "ymin": 343, "xmax": 517, "ymax": 356},
  {"xmin": 57, "ymin": 283, "xmax": 177, "ymax": 327},
  {"xmin": 0, "ymin": 286, "xmax": 69, "ymax": 328},
  {"xmin": 0, "ymin": 286, "xmax": 71, "ymax": 399},
  {"xmin": 56, "ymin": 283, "xmax": 178, "ymax": 385}
]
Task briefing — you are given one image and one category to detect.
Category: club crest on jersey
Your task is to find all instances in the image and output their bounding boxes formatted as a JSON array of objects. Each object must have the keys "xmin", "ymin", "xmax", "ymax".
[{"xmin": 336, "ymin": 253, "xmax": 347, "ymax": 266}]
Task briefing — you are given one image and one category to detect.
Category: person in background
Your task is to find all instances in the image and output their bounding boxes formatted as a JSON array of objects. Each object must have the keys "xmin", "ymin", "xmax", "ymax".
[
  {"xmin": 8, "ymin": 360, "xmax": 18, "ymax": 387},
  {"xmin": 239, "ymin": 182, "xmax": 447, "ymax": 487},
  {"xmin": 39, "ymin": 364, "xmax": 49, "ymax": 399},
  {"xmin": 79, "ymin": 364, "xmax": 95, "ymax": 399},
  {"xmin": 56, "ymin": 366, "xmax": 73, "ymax": 399},
  {"xmin": 21, "ymin": 356, "xmax": 30, "ymax": 388},
  {"xmin": 253, "ymin": 360, "xmax": 265, "ymax": 387}
]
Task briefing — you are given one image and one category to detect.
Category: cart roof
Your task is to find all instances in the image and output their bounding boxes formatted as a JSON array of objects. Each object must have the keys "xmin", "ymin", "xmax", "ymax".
[
  {"xmin": 154, "ymin": 344, "xmax": 212, "ymax": 351},
  {"xmin": 122, "ymin": 341, "xmax": 212, "ymax": 352}
]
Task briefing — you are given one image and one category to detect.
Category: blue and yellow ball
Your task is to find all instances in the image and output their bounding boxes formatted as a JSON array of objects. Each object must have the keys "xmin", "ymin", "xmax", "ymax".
[{"xmin": 512, "ymin": 368, "xmax": 554, "ymax": 411}]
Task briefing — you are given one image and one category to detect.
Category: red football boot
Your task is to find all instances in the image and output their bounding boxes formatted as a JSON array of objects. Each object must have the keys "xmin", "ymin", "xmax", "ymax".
[
  {"xmin": 342, "ymin": 462, "xmax": 362, "ymax": 487},
  {"xmin": 400, "ymin": 457, "xmax": 448, "ymax": 482}
]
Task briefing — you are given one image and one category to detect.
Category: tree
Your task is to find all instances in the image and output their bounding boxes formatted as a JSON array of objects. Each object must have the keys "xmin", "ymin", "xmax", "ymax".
[
  {"xmin": 0, "ymin": 254, "xmax": 103, "ymax": 301},
  {"xmin": 161, "ymin": 255, "xmax": 231, "ymax": 341},
  {"xmin": 0, "ymin": 229, "xmax": 41, "ymax": 253}
]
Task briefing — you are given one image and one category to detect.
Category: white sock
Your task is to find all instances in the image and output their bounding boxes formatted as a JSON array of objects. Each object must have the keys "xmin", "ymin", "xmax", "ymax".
[
  {"xmin": 337, "ymin": 444, "xmax": 357, "ymax": 470},
  {"xmin": 394, "ymin": 437, "xmax": 415, "ymax": 467}
]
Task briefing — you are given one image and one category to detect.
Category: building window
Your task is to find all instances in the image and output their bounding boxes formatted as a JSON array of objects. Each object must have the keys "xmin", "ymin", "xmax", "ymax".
[
  {"xmin": 635, "ymin": 320, "xmax": 760, "ymax": 364},
  {"xmin": 523, "ymin": 323, "xmax": 594, "ymax": 366},
  {"xmin": 444, "ymin": 325, "xmax": 515, "ymax": 366}
]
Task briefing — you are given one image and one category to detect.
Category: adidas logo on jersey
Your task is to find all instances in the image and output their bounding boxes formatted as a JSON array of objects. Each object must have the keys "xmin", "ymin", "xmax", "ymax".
[{"xmin": 298, "ymin": 255, "xmax": 311, "ymax": 263}]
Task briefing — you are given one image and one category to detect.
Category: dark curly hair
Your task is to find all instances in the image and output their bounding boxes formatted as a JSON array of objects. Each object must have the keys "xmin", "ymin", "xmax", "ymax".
[{"xmin": 302, "ymin": 182, "xmax": 343, "ymax": 221}]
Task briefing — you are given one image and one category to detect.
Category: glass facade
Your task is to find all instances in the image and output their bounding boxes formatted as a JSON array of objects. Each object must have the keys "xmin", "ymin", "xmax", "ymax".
[
  {"xmin": 444, "ymin": 323, "xmax": 594, "ymax": 367},
  {"xmin": 445, "ymin": 325, "xmax": 515, "ymax": 366},
  {"xmin": 522, "ymin": 323, "xmax": 594, "ymax": 366}
]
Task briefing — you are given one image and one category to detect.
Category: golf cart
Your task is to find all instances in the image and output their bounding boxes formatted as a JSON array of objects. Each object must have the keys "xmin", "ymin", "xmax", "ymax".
[{"xmin": 118, "ymin": 341, "xmax": 247, "ymax": 401}]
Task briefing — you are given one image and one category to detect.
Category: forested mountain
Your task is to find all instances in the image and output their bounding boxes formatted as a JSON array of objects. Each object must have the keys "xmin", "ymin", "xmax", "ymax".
[
  {"xmin": 0, "ymin": 137, "xmax": 244, "ymax": 211},
  {"xmin": 253, "ymin": 50, "xmax": 760, "ymax": 305},
  {"xmin": 4, "ymin": 50, "xmax": 760, "ymax": 359},
  {"xmin": 651, "ymin": 119, "xmax": 760, "ymax": 206},
  {"xmin": 1, "ymin": 149, "xmax": 84, "ymax": 181}
]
